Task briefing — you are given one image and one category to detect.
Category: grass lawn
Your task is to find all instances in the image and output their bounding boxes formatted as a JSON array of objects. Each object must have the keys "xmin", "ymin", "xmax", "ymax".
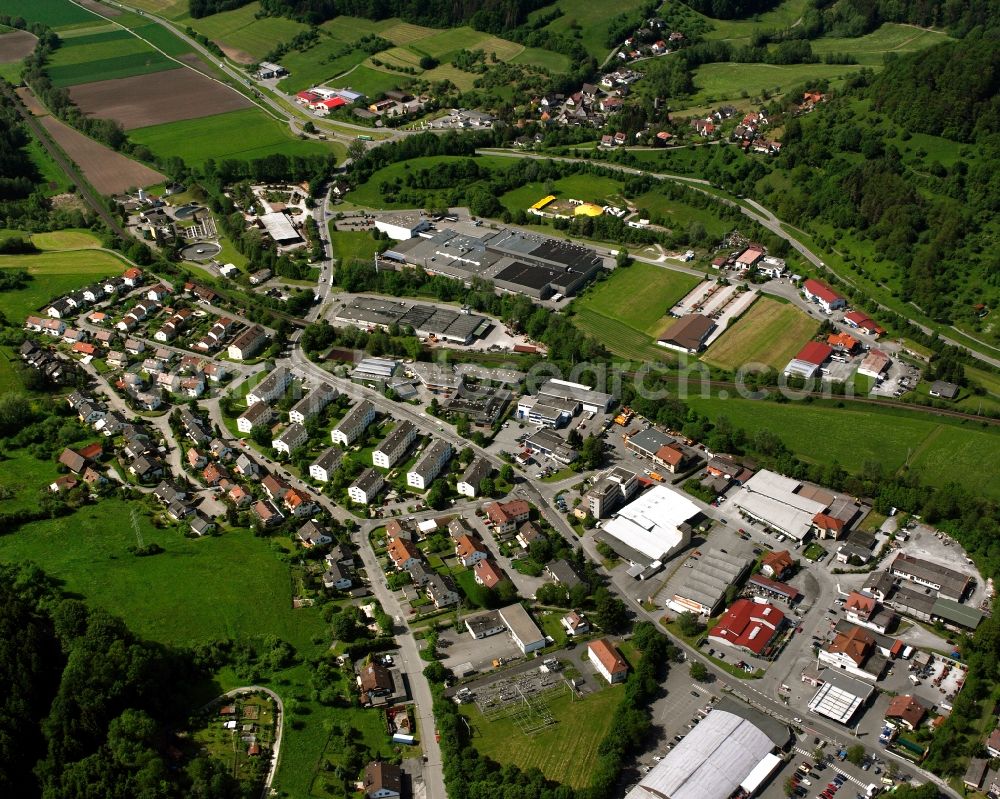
[
  {"xmin": 130, "ymin": 108, "xmax": 344, "ymax": 166},
  {"xmin": 460, "ymin": 684, "xmax": 623, "ymax": 788},
  {"xmin": 690, "ymin": 62, "xmax": 865, "ymax": 105},
  {"xmin": 327, "ymin": 64, "xmax": 411, "ymax": 97},
  {"xmin": 320, "ymin": 15, "xmax": 396, "ymax": 40},
  {"xmin": 346, "ymin": 154, "xmax": 514, "ymax": 208},
  {"xmin": 571, "ymin": 306, "xmax": 673, "ymax": 362},
  {"xmin": 966, "ymin": 365, "xmax": 1000, "ymax": 398},
  {"xmin": 633, "ymin": 188, "xmax": 732, "ymax": 238},
  {"xmin": 0, "ymin": 499, "xmax": 328, "ymax": 649},
  {"xmin": 0, "ymin": 345, "xmax": 32, "ymax": 393},
  {"xmin": 802, "ymin": 542, "xmax": 827, "ymax": 561},
  {"xmin": 704, "ymin": 0, "xmax": 810, "ymax": 42},
  {"xmin": 0, "ymin": 0, "xmax": 94, "ymax": 28},
  {"xmin": 454, "ymin": 568, "xmax": 490, "ymax": 608},
  {"xmin": 574, "ymin": 263, "xmax": 700, "ymax": 333},
  {"xmin": 702, "ymin": 297, "xmax": 818, "ymax": 371},
  {"xmin": 25, "ymin": 136, "xmax": 73, "ymax": 193},
  {"xmin": 510, "ymin": 46, "xmax": 570, "ymax": 73},
  {"xmin": 276, "ymin": 41, "xmax": 371, "ymax": 94},
  {"xmin": 0, "ymin": 447, "xmax": 61, "ymax": 512},
  {"xmin": 328, "ymin": 227, "xmax": 381, "ymax": 265},
  {"xmin": 30, "ymin": 228, "xmax": 103, "ymax": 249},
  {"xmin": 0, "ymin": 248, "xmax": 127, "ymax": 324},
  {"xmin": 686, "ymin": 396, "xmax": 1000, "ymax": 498},
  {"xmin": 528, "ymin": 0, "xmax": 647, "ymax": 60},
  {"xmin": 810, "ymin": 23, "xmax": 951, "ymax": 66},
  {"xmin": 500, "ymin": 173, "xmax": 625, "ymax": 214},
  {"xmin": 177, "ymin": 2, "xmax": 307, "ymax": 59}
]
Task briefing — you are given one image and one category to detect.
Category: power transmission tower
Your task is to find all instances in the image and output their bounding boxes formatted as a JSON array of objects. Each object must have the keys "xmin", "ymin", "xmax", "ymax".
[{"xmin": 130, "ymin": 507, "xmax": 144, "ymax": 549}]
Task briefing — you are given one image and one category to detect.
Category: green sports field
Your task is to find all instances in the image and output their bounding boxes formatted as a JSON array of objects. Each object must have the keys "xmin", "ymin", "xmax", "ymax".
[
  {"xmin": 702, "ymin": 297, "xmax": 818, "ymax": 371},
  {"xmin": 576, "ymin": 262, "xmax": 700, "ymax": 335},
  {"xmin": 0, "ymin": 248, "xmax": 126, "ymax": 324},
  {"xmin": 501, "ymin": 173, "xmax": 625, "ymax": 214},
  {"xmin": 687, "ymin": 396, "xmax": 1000, "ymax": 498},
  {"xmin": 460, "ymin": 684, "xmax": 623, "ymax": 788},
  {"xmin": 129, "ymin": 108, "xmax": 343, "ymax": 166}
]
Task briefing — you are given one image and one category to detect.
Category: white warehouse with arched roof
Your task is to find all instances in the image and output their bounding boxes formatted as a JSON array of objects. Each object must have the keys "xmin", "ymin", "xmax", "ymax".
[{"xmin": 625, "ymin": 701, "xmax": 789, "ymax": 799}]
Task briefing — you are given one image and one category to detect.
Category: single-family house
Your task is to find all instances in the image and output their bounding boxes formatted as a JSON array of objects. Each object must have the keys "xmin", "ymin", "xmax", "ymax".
[
  {"xmin": 363, "ymin": 761, "xmax": 402, "ymax": 799},
  {"xmin": 885, "ymin": 694, "xmax": 926, "ymax": 732},
  {"xmin": 388, "ymin": 536, "xmax": 422, "ymax": 571},
  {"xmin": 561, "ymin": 610, "xmax": 590, "ymax": 636},
  {"xmin": 474, "ymin": 559, "xmax": 505, "ymax": 589},
  {"xmin": 455, "ymin": 533, "xmax": 488, "ymax": 567},
  {"xmin": 297, "ymin": 519, "xmax": 332, "ymax": 548}
]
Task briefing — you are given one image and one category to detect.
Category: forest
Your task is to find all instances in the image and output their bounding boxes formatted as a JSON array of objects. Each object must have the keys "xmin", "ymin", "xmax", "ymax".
[
  {"xmin": 871, "ymin": 36, "xmax": 1000, "ymax": 142},
  {"xmin": 252, "ymin": 0, "xmax": 546, "ymax": 31},
  {"xmin": 0, "ymin": 87, "xmax": 95, "ymax": 232},
  {"xmin": 0, "ymin": 563, "xmax": 249, "ymax": 799}
]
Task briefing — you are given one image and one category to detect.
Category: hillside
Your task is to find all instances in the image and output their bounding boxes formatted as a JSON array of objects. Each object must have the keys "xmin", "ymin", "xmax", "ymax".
[
  {"xmin": 200, "ymin": 0, "xmax": 548, "ymax": 31},
  {"xmin": 871, "ymin": 35, "xmax": 1000, "ymax": 141},
  {"xmin": 754, "ymin": 34, "xmax": 1000, "ymax": 340}
]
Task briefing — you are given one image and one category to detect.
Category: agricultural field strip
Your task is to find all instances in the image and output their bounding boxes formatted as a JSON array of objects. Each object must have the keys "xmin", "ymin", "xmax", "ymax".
[{"xmin": 55, "ymin": 0, "xmax": 281, "ymax": 124}]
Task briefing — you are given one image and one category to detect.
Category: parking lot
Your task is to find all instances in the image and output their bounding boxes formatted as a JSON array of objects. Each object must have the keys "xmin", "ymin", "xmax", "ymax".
[
  {"xmin": 869, "ymin": 358, "xmax": 922, "ymax": 398},
  {"xmin": 439, "ymin": 628, "xmax": 523, "ymax": 676}
]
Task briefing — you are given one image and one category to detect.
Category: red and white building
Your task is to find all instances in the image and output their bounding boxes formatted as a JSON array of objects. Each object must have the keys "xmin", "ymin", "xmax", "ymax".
[
  {"xmin": 474, "ymin": 559, "xmax": 505, "ymax": 589},
  {"xmin": 484, "ymin": 500, "xmax": 531, "ymax": 534},
  {"xmin": 802, "ymin": 279, "xmax": 846, "ymax": 313},
  {"xmin": 587, "ymin": 638, "xmax": 629, "ymax": 684},
  {"xmin": 784, "ymin": 341, "xmax": 833, "ymax": 379},
  {"xmin": 844, "ymin": 310, "xmax": 885, "ymax": 337},
  {"xmin": 708, "ymin": 599, "xmax": 785, "ymax": 656}
]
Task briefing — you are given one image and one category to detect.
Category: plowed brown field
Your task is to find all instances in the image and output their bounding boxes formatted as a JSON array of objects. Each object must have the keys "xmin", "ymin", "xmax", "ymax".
[{"xmin": 69, "ymin": 67, "xmax": 252, "ymax": 129}]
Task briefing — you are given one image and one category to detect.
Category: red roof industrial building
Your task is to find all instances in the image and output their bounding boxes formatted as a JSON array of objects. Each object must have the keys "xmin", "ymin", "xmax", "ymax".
[{"xmin": 708, "ymin": 599, "xmax": 785, "ymax": 655}]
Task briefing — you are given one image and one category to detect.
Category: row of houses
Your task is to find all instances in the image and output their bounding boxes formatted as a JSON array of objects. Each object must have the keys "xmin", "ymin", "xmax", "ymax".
[{"xmin": 45, "ymin": 267, "xmax": 144, "ymax": 320}]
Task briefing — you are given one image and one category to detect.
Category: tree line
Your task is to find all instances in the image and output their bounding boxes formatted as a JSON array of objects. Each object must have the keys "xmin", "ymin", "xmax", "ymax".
[{"xmin": 0, "ymin": 563, "xmax": 251, "ymax": 799}]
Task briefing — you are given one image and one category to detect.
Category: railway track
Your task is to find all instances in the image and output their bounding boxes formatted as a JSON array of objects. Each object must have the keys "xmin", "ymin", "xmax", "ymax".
[
  {"xmin": 3, "ymin": 83, "xmax": 128, "ymax": 239},
  {"xmin": 619, "ymin": 372, "xmax": 1000, "ymax": 425}
]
